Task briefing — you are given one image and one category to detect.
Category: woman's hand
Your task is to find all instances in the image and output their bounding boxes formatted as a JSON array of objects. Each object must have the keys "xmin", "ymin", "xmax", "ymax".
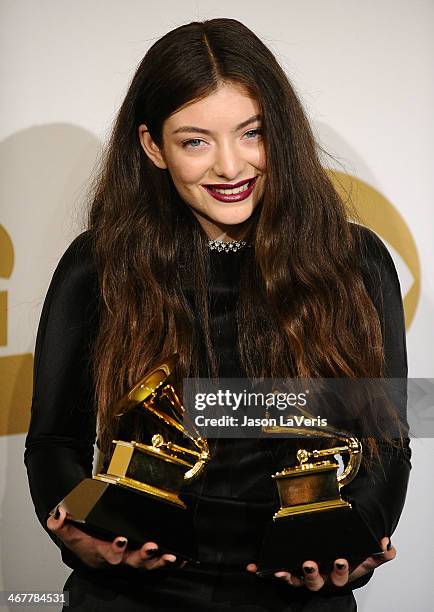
[
  {"xmin": 246, "ymin": 537, "xmax": 396, "ymax": 590},
  {"xmin": 47, "ymin": 505, "xmax": 178, "ymax": 570}
]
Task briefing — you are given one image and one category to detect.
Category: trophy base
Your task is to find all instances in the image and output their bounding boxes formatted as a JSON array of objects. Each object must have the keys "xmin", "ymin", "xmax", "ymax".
[
  {"xmin": 257, "ymin": 504, "xmax": 383, "ymax": 575},
  {"xmin": 55, "ymin": 478, "xmax": 197, "ymax": 562}
]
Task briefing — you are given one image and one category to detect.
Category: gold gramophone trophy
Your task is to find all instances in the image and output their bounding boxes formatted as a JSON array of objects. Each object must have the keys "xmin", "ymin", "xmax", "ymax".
[
  {"xmin": 52, "ymin": 354, "xmax": 210, "ymax": 560},
  {"xmin": 257, "ymin": 408, "xmax": 383, "ymax": 574}
]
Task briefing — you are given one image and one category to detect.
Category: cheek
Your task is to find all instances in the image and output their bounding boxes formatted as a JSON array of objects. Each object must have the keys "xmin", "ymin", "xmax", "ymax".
[
  {"xmin": 167, "ymin": 153, "xmax": 208, "ymax": 187},
  {"xmin": 253, "ymin": 145, "xmax": 266, "ymax": 171}
]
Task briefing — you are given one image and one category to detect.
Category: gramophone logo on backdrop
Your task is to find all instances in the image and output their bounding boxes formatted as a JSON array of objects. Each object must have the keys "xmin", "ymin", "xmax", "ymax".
[
  {"xmin": 328, "ymin": 171, "xmax": 420, "ymax": 327},
  {"xmin": 0, "ymin": 224, "xmax": 33, "ymax": 437},
  {"xmin": 0, "ymin": 179, "xmax": 421, "ymax": 436}
]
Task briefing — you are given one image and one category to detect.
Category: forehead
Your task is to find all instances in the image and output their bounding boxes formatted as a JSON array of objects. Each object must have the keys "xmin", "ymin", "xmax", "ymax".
[{"xmin": 164, "ymin": 83, "xmax": 261, "ymax": 133}]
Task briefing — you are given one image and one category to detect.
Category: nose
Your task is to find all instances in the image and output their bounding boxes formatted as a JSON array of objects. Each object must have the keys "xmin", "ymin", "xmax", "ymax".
[{"xmin": 212, "ymin": 140, "xmax": 245, "ymax": 181}]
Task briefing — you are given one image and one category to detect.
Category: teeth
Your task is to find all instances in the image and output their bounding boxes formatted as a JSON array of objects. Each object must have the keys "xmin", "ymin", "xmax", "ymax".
[{"xmin": 210, "ymin": 182, "xmax": 251, "ymax": 195}]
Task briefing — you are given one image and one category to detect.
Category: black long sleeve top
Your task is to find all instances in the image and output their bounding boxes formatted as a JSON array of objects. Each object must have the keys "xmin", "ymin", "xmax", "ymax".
[{"xmin": 24, "ymin": 225, "xmax": 411, "ymax": 609}]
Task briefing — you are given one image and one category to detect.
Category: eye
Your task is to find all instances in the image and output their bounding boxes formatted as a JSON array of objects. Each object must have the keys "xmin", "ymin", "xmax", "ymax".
[
  {"xmin": 182, "ymin": 138, "xmax": 205, "ymax": 149},
  {"xmin": 244, "ymin": 128, "xmax": 262, "ymax": 139}
]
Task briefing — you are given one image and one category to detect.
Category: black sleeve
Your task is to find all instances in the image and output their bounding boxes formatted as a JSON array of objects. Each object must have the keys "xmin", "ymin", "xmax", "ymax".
[
  {"xmin": 339, "ymin": 225, "xmax": 412, "ymax": 591},
  {"xmin": 24, "ymin": 231, "xmax": 99, "ymax": 570}
]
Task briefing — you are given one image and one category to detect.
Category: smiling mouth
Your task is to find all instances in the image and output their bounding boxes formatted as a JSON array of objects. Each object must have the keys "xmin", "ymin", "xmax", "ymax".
[{"xmin": 202, "ymin": 176, "xmax": 258, "ymax": 202}]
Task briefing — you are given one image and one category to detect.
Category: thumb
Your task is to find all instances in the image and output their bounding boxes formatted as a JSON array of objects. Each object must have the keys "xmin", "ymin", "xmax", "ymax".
[
  {"xmin": 349, "ymin": 536, "xmax": 396, "ymax": 582},
  {"xmin": 46, "ymin": 505, "xmax": 66, "ymax": 532}
]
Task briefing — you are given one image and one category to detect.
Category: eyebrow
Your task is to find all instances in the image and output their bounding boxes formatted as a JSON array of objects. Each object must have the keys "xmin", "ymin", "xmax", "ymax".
[{"xmin": 171, "ymin": 114, "xmax": 261, "ymax": 136}]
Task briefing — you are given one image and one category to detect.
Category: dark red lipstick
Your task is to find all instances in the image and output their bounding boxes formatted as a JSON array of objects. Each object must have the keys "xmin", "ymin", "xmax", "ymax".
[{"xmin": 202, "ymin": 176, "xmax": 258, "ymax": 203}]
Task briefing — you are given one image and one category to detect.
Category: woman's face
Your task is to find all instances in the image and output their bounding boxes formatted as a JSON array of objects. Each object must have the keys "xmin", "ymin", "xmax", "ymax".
[{"xmin": 139, "ymin": 82, "xmax": 266, "ymax": 240}]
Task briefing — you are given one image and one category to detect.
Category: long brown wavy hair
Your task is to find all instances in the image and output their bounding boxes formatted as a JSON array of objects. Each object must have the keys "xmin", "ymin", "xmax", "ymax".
[{"xmin": 88, "ymin": 19, "xmax": 394, "ymax": 458}]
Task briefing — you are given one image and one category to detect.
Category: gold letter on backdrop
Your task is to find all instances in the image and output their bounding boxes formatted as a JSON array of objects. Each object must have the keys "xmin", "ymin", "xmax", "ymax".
[{"xmin": 0, "ymin": 225, "xmax": 33, "ymax": 436}]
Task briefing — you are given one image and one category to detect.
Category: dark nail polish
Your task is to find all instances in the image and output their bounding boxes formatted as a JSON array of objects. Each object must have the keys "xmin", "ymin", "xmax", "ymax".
[
  {"xmin": 54, "ymin": 507, "xmax": 60, "ymax": 520},
  {"xmin": 335, "ymin": 563, "xmax": 346, "ymax": 570},
  {"xmin": 387, "ymin": 540, "xmax": 392, "ymax": 551},
  {"xmin": 146, "ymin": 548, "xmax": 160, "ymax": 558},
  {"xmin": 304, "ymin": 566, "xmax": 315, "ymax": 574},
  {"xmin": 115, "ymin": 538, "xmax": 127, "ymax": 548}
]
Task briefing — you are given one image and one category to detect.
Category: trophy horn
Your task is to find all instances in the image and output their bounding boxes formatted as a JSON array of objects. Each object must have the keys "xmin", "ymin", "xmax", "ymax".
[{"xmin": 97, "ymin": 354, "xmax": 210, "ymax": 507}]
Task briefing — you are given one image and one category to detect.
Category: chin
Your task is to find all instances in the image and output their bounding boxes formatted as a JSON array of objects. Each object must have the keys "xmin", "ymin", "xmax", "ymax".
[{"xmin": 209, "ymin": 206, "xmax": 257, "ymax": 227}]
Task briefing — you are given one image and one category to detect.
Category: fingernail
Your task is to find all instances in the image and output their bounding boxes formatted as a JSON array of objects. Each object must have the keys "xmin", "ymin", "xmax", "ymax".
[
  {"xmin": 387, "ymin": 539, "xmax": 392, "ymax": 551},
  {"xmin": 335, "ymin": 562, "xmax": 346, "ymax": 570},
  {"xmin": 54, "ymin": 507, "xmax": 60, "ymax": 520},
  {"xmin": 115, "ymin": 538, "xmax": 127, "ymax": 548},
  {"xmin": 303, "ymin": 566, "xmax": 315, "ymax": 574},
  {"xmin": 146, "ymin": 548, "xmax": 160, "ymax": 558}
]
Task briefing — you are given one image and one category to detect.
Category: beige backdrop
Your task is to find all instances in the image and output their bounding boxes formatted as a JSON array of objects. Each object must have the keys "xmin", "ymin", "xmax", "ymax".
[{"xmin": 1, "ymin": 1, "xmax": 433, "ymax": 610}]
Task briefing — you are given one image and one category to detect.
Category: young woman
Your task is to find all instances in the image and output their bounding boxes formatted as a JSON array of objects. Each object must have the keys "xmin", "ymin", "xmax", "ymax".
[{"xmin": 25, "ymin": 18, "xmax": 410, "ymax": 611}]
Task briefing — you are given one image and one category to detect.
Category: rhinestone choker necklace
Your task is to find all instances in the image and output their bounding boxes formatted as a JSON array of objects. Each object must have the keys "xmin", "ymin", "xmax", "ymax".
[{"xmin": 207, "ymin": 239, "xmax": 250, "ymax": 253}]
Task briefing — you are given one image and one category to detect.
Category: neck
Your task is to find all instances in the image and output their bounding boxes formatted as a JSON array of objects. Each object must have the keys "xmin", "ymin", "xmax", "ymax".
[
  {"xmin": 212, "ymin": 231, "xmax": 246, "ymax": 242},
  {"xmin": 196, "ymin": 217, "xmax": 250, "ymax": 242}
]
